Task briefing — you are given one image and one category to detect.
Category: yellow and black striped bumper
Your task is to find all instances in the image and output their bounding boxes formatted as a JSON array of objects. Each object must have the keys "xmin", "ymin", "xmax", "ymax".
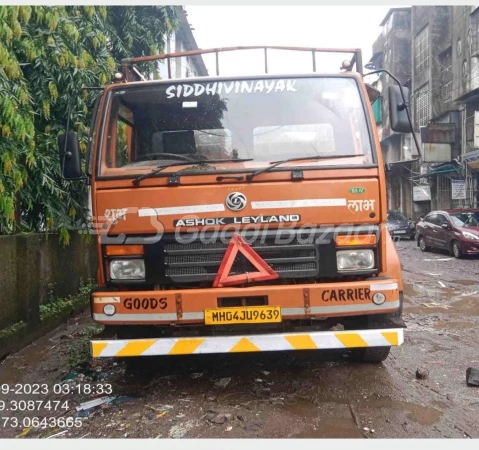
[{"xmin": 91, "ymin": 328, "xmax": 404, "ymax": 358}]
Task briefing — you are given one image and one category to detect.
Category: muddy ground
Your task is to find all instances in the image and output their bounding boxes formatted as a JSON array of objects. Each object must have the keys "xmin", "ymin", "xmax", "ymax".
[{"xmin": 1, "ymin": 239, "xmax": 479, "ymax": 439}]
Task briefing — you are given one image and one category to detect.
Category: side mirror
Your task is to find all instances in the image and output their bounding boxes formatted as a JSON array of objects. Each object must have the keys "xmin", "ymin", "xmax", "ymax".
[
  {"xmin": 388, "ymin": 85, "xmax": 412, "ymax": 133},
  {"xmin": 58, "ymin": 131, "xmax": 82, "ymax": 179},
  {"xmin": 441, "ymin": 223, "xmax": 451, "ymax": 230}
]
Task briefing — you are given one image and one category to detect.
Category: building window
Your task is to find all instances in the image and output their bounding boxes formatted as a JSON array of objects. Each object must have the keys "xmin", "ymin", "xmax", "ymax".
[
  {"xmin": 415, "ymin": 84, "xmax": 429, "ymax": 128},
  {"xmin": 440, "ymin": 47, "xmax": 452, "ymax": 102},
  {"xmin": 414, "ymin": 26, "xmax": 429, "ymax": 75},
  {"xmin": 472, "ymin": 9, "xmax": 479, "ymax": 55},
  {"xmin": 457, "ymin": 38, "xmax": 462, "ymax": 57},
  {"xmin": 463, "ymin": 59, "xmax": 468, "ymax": 81}
]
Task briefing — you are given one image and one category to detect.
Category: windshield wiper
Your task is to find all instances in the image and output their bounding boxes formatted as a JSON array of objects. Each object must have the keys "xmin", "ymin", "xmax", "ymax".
[
  {"xmin": 245, "ymin": 154, "xmax": 364, "ymax": 181},
  {"xmin": 132, "ymin": 159, "xmax": 253, "ymax": 186}
]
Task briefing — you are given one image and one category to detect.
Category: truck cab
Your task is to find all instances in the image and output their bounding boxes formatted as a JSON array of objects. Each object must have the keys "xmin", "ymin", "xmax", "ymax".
[{"xmin": 59, "ymin": 47, "xmax": 409, "ymax": 363}]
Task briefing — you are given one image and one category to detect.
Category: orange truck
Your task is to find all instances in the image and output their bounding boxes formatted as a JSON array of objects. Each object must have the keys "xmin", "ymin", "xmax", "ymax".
[{"xmin": 59, "ymin": 46, "xmax": 412, "ymax": 363}]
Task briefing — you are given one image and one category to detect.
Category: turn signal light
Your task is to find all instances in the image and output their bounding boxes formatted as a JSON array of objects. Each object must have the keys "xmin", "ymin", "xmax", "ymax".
[
  {"xmin": 105, "ymin": 245, "xmax": 144, "ymax": 256},
  {"xmin": 335, "ymin": 234, "xmax": 376, "ymax": 246}
]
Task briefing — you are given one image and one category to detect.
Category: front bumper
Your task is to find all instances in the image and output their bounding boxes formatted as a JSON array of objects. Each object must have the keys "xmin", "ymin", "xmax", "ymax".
[
  {"xmin": 91, "ymin": 327, "xmax": 404, "ymax": 357},
  {"xmin": 91, "ymin": 279, "xmax": 401, "ymax": 325},
  {"xmin": 461, "ymin": 240, "xmax": 479, "ymax": 254}
]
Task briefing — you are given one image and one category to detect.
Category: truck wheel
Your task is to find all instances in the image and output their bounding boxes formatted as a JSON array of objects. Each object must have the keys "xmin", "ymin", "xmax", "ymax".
[{"xmin": 349, "ymin": 346, "xmax": 391, "ymax": 363}]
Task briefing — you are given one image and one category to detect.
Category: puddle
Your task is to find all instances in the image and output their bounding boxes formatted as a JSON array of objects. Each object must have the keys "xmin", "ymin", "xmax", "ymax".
[
  {"xmin": 404, "ymin": 282, "xmax": 479, "ymax": 316},
  {"xmin": 404, "ymin": 283, "xmax": 415, "ymax": 298},
  {"xmin": 449, "ymin": 297, "xmax": 479, "ymax": 315},
  {"xmin": 451, "ymin": 280, "xmax": 478, "ymax": 286},
  {"xmin": 294, "ymin": 417, "xmax": 363, "ymax": 438},
  {"xmin": 358, "ymin": 399, "xmax": 442, "ymax": 426},
  {"xmin": 408, "ymin": 297, "xmax": 479, "ymax": 316},
  {"xmin": 404, "ymin": 283, "xmax": 460, "ymax": 301},
  {"xmin": 285, "ymin": 401, "xmax": 364, "ymax": 438},
  {"xmin": 433, "ymin": 321, "xmax": 474, "ymax": 331},
  {"xmin": 283, "ymin": 400, "xmax": 321, "ymax": 419}
]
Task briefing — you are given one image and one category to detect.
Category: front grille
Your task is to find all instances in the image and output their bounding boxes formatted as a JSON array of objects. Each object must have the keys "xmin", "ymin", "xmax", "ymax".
[{"xmin": 163, "ymin": 234, "xmax": 319, "ymax": 283}]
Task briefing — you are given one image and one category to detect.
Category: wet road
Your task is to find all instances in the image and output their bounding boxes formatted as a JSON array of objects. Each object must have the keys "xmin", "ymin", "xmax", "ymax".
[{"xmin": 1, "ymin": 239, "xmax": 479, "ymax": 439}]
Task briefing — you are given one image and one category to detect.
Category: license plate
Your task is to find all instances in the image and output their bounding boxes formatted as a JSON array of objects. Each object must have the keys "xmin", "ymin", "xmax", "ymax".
[
  {"xmin": 204, "ymin": 306, "xmax": 281, "ymax": 325},
  {"xmin": 394, "ymin": 230, "xmax": 407, "ymax": 234}
]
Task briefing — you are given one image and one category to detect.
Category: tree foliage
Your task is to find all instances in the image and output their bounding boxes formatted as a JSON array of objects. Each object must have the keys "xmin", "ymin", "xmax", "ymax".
[{"xmin": 0, "ymin": 5, "xmax": 179, "ymax": 241}]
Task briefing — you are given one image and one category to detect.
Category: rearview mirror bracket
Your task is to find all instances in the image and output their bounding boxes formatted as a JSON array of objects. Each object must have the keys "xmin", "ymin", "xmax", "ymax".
[
  {"xmin": 58, "ymin": 102, "xmax": 86, "ymax": 181},
  {"xmin": 364, "ymin": 68, "xmax": 422, "ymax": 159}
]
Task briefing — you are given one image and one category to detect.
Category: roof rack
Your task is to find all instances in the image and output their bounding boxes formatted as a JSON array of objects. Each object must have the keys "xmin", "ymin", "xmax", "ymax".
[{"xmin": 120, "ymin": 45, "xmax": 363, "ymax": 81}]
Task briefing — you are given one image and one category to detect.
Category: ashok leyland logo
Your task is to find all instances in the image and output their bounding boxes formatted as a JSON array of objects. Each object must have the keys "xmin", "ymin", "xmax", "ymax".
[{"xmin": 226, "ymin": 192, "xmax": 247, "ymax": 211}]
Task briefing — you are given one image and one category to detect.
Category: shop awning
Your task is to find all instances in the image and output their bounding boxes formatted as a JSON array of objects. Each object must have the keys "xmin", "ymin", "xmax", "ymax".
[
  {"xmin": 462, "ymin": 149, "xmax": 479, "ymax": 170},
  {"xmin": 410, "ymin": 162, "xmax": 461, "ymax": 180},
  {"xmin": 386, "ymin": 158, "xmax": 419, "ymax": 172}
]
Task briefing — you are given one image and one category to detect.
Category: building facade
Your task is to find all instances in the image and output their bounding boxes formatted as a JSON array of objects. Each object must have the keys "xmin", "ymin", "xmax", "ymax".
[
  {"xmin": 451, "ymin": 6, "xmax": 479, "ymax": 208},
  {"xmin": 368, "ymin": 8, "xmax": 417, "ymax": 220},
  {"xmin": 369, "ymin": 6, "xmax": 479, "ymax": 220},
  {"xmin": 157, "ymin": 7, "xmax": 208, "ymax": 80}
]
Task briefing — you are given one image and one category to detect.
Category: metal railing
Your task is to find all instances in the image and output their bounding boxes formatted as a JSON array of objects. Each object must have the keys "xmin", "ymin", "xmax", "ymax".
[{"xmin": 120, "ymin": 45, "xmax": 363, "ymax": 81}]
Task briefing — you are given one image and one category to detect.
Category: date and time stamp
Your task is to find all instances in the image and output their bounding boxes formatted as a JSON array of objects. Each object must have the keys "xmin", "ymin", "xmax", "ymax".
[{"xmin": 1, "ymin": 383, "xmax": 113, "ymax": 431}]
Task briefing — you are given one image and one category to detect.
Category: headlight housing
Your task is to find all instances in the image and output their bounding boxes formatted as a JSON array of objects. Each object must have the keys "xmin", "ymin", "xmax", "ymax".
[
  {"xmin": 110, "ymin": 259, "xmax": 145, "ymax": 280},
  {"xmin": 337, "ymin": 249, "xmax": 375, "ymax": 271},
  {"xmin": 462, "ymin": 231, "xmax": 479, "ymax": 240}
]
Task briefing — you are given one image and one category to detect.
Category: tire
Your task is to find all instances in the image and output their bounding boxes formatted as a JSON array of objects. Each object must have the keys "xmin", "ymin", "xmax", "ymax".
[
  {"xmin": 418, "ymin": 235, "xmax": 429, "ymax": 252},
  {"xmin": 451, "ymin": 240, "xmax": 463, "ymax": 259},
  {"xmin": 349, "ymin": 346, "xmax": 391, "ymax": 363}
]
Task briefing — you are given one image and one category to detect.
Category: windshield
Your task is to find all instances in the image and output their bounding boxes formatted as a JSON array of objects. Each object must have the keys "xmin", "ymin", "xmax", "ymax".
[
  {"xmin": 450, "ymin": 212, "xmax": 479, "ymax": 227},
  {"xmin": 99, "ymin": 76, "xmax": 373, "ymax": 176},
  {"xmin": 388, "ymin": 211, "xmax": 407, "ymax": 221}
]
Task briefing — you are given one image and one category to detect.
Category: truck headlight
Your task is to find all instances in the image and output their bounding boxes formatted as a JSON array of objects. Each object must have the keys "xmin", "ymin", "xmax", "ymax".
[
  {"xmin": 337, "ymin": 250, "xmax": 374, "ymax": 271},
  {"xmin": 110, "ymin": 259, "xmax": 145, "ymax": 280}
]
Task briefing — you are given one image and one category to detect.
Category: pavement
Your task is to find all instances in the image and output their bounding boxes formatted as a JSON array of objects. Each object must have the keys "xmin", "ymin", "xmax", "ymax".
[{"xmin": 1, "ymin": 239, "xmax": 479, "ymax": 439}]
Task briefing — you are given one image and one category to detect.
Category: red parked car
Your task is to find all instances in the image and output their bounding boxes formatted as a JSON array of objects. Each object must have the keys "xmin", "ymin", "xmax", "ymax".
[{"xmin": 416, "ymin": 208, "xmax": 479, "ymax": 258}]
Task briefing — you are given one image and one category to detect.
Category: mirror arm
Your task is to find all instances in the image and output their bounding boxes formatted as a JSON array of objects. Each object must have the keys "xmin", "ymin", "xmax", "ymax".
[
  {"xmin": 365, "ymin": 68, "xmax": 422, "ymax": 159},
  {"xmin": 60, "ymin": 102, "xmax": 87, "ymax": 181}
]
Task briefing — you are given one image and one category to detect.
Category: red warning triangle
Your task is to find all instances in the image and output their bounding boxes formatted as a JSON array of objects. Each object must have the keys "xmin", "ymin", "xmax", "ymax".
[{"xmin": 213, "ymin": 233, "xmax": 279, "ymax": 288}]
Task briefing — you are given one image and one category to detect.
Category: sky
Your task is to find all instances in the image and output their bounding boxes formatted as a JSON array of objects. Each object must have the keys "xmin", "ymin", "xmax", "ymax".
[{"xmin": 185, "ymin": 5, "xmax": 398, "ymax": 76}]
